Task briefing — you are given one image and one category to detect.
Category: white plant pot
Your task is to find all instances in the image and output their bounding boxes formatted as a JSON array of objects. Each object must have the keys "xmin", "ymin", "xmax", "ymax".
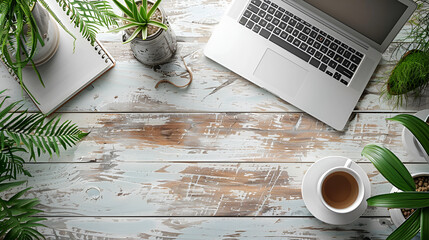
[
  {"xmin": 389, "ymin": 172, "xmax": 429, "ymax": 227},
  {"xmin": 12, "ymin": 2, "xmax": 60, "ymax": 66},
  {"xmin": 30, "ymin": 2, "xmax": 60, "ymax": 66},
  {"xmin": 402, "ymin": 109, "xmax": 429, "ymax": 164}
]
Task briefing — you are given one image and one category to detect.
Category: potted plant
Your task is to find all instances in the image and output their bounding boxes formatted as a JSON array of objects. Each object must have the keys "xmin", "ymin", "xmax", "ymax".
[
  {"xmin": 362, "ymin": 114, "xmax": 429, "ymax": 240},
  {"xmin": 383, "ymin": 0, "xmax": 429, "ymax": 107},
  {"xmin": 110, "ymin": 0, "xmax": 177, "ymax": 66},
  {"xmin": 0, "ymin": 89, "xmax": 88, "ymax": 238},
  {"xmin": 0, "ymin": 0, "xmax": 117, "ymax": 103}
]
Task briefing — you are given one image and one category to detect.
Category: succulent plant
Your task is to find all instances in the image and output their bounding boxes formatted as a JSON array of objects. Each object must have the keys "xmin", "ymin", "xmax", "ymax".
[{"xmin": 110, "ymin": 0, "xmax": 168, "ymax": 43}]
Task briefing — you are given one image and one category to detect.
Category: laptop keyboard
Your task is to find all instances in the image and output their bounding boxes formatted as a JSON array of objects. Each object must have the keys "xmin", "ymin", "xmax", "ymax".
[{"xmin": 239, "ymin": 0, "xmax": 365, "ymax": 86}]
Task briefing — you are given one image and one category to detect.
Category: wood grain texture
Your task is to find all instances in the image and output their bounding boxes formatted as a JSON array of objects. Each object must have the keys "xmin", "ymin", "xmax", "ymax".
[
  {"xmin": 26, "ymin": 112, "xmax": 426, "ymax": 163},
  {"xmin": 1, "ymin": 0, "xmax": 428, "ymax": 238},
  {"xmin": 1, "ymin": 1, "xmax": 428, "ymax": 113},
  {"xmin": 37, "ymin": 217, "xmax": 395, "ymax": 239},
  {"xmin": 3, "ymin": 163, "xmax": 428, "ymax": 217}
]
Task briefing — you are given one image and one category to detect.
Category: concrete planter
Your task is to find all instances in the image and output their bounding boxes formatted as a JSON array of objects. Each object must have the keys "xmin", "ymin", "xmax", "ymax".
[{"xmin": 122, "ymin": 1, "xmax": 177, "ymax": 66}]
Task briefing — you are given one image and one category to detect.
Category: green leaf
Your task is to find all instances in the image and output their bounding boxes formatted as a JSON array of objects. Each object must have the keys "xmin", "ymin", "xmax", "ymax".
[
  {"xmin": 0, "ymin": 180, "xmax": 26, "ymax": 193},
  {"xmin": 147, "ymin": 0, "xmax": 162, "ymax": 19},
  {"xmin": 367, "ymin": 192, "xmax": 429, "ymax": 208},
  {"xmin": 388, "ymin": 114, "xmax": 429, "ymax": 157},
  {"xmin": 141, "ymin": 25, "xmax": 148, "ymax": 40},
  {"xmin": 141, "ymin": 0, "xmax": 148, "ymax": 19},
  {"xmin": 387, "ymin": 209, "xmax": 421, "ymax": 240},
  {"xmin": 147, "ymin": 20, "xmax": 167, "ymax": 30},
  {"xmin": 362, "ymin": 144, "xmax": 415, "ymax": 191},
  {"xmin": 0, "ymin": 90, "xmax": 88, "ymax": 178},
  {"xmin": 0, "ymin": 178, "xmax": 46, "ymax": 240},
  {"xmin": 112, "ymin": 15, "xmax": 145, "ymax": 25},
  {"xmin": 38, "ymin": 0, "xmax": 76, "ymax": 42},
  {"xmin": 124, "ymin": 26, "xmax": 143, "ymax": 44},
  {"xmin": 422, "ymin": 207, "xmax": 429, "ymax": 240},
  {"xmin": 131, "ymin": 0, "xmax": 142, "ymax": 22},
  {"xmin": 112, "ymin": 0, "xmax": 133, "ymax": 18},
  {"xmin": 108, "ymin": 23, "xmax": 144, "ymax": 33},
  {"xmin": 54, "ymin": 0, "xmax": 118, "ymax": 45}
]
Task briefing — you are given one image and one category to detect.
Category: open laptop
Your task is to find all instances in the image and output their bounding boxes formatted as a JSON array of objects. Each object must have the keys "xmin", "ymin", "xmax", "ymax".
[{"xmin": 204, "ymin": 0, "xmax": 417, "ymax": 130}]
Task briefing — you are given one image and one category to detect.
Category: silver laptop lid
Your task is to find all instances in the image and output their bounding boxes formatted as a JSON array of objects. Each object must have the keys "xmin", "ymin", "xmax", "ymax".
[{"xmin": 292, "ymin": 0, "xmax": 417, "ymax": 52}]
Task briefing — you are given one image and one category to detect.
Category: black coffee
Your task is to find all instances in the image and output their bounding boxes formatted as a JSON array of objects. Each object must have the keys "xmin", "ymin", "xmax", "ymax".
[{"xmin": 322, "ymin": 171, "xmax": 359, "ymax": 209}]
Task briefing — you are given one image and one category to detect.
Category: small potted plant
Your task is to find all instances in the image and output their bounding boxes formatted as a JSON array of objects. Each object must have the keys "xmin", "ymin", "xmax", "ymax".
[
  {"xmin": 385, "ymin": 50, "xmax": 429, "ymax": 106},
  {"xmin": 110, "ymin": 0, "xmax": 177, "ymax": 66},
  {"xmin": 362, "ymin": 114, "xmax": 429, "ymax": 240},
  {"xmin": 0, "ymin": 0, "xmax": 117, "ymax": 103},
  {"xmin": 383, "ymin": 0, "xmax": 429, "ymax": 107}
]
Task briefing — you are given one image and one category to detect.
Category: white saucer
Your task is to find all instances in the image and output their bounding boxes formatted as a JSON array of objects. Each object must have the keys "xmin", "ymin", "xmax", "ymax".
[
  {"xmin": 302, "ymin": 156, "xmax": 371, "ymax": 225},
  {"xmin": 402, "ymin": 109, "xmax": 429, "ymax": 163}
]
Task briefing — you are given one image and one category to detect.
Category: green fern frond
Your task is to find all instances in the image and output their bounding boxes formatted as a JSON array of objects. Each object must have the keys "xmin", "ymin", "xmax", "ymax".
[
  {"xmin": 55, "ymin": 0, "xmax": 118, "ymax": 45},
  {"xmin": 0, "ymin": 146, "xmax": 29, "ymax": 179},
  {"xmin": 0, "ymin": 90, "xmax": 88, "ymax": 179},
  {"xmin": 0, "ymin": 179, "xmax": 46, "ymax": 240},
  {"xmin": 0, "ymin": 88, "xmax": 90, "ymax": 239},
  {"xmin": 1, "ymin": 111, "xmax": 89, "ymax": 160}
]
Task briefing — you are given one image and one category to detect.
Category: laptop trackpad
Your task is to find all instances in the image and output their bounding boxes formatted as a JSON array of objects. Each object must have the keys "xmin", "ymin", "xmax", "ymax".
[{"xmin": 254, "ymin": 49, "xmax": 308, "ymax": 98}]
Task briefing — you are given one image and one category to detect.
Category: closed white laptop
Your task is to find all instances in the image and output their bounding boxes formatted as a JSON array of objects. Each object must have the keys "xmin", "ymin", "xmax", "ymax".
[{"xmin": 205, "ymin": 0, "xmax": 417, "ymax": 130}]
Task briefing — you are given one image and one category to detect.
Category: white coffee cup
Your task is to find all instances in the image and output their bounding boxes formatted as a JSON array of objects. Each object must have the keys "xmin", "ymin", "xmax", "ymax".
[{"xmin": 317, "ymin": 159, "xmax": 364, "ymax": 214}]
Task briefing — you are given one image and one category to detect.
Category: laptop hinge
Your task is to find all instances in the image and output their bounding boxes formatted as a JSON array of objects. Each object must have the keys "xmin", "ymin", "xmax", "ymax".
[{"xmin": 280, "ymin": 0, "xmax": 369, "ymax": 51}]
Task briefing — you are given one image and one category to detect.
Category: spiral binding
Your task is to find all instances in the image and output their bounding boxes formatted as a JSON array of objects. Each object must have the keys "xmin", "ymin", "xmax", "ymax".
[{"xmin": 94, "ymin": 43, "xmax": 112, "ymax": 64}]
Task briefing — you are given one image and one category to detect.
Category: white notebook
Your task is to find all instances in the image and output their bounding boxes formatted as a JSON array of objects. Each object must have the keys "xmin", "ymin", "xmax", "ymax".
[{"xmin": 7, "ymin": 0, "xmax": 115, "ymax": 115}]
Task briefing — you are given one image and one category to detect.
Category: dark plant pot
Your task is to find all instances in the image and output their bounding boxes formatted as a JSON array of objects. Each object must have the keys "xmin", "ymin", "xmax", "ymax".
[
  {"xmin": 122, "ymin": 1, "xmax": 177, "ymax": 66},
  {"xmin": 387, "ymin": 50, "xmax": 429, "ymax": 95}
]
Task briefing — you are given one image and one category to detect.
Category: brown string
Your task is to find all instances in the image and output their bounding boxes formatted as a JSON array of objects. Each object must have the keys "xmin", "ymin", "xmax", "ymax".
[{"xmin": 155, "ymin": 56, "xmax": 193, "ymax": 89}]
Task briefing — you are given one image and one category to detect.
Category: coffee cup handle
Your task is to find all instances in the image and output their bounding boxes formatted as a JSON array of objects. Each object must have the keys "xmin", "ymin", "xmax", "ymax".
[{"xmin": 344, "ymin": 159, "xmax": 353, "ymax": 168}]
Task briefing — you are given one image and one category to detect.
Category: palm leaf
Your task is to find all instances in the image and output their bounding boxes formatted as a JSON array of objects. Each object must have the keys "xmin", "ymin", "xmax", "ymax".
[
  {"xmin": 388, "ymin": 114, "xmax": 429, "ymax": 156},
  {"xmin": 0, "ymin": 90, "xmax": 88, "ymax": 179},
  {"xmin": 0, "ymin": 147, "xmax": 28, "ymax": 179},
  {"xmin": 387, "ymin": 209, "xmax": 421, "ymax": 240},
  {"xmin": 362, "ymin": 144, "xmax": 415, "ymax": 191},
  {"xmin": 0, "ymin": 180, "xmax": 26, "ymax": 193},
  {"xmin": 0, "ymin": 179, "xmax": 46, "ymax": 240},
  {"xmin": 55, "ymin": 0, "xmax": 118, "ymax": 45},
  {"xmin": 422, "ymin": 207, "xmax": 429, "ymax": 240},
  {"xmin": 367, "ymin": 192, "xmax": 429, "ymax": 208},
  {"xmin": 1, "ymin": 111, "xmax": 88, "ymax": 159}
]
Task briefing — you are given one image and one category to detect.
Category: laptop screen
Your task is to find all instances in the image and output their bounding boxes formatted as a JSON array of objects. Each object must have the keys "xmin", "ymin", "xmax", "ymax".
[{"xmin": 302, "ymin": 0, "xmax": 408, "ymax": 45}]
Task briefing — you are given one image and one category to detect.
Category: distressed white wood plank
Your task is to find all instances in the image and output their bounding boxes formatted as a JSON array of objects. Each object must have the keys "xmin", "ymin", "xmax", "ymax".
[
  {"xmin": 3, "ymin": 42, "xmax": 429, "ymax": 113},
  {"xmin": 37, "ymin": 217, "xmax": 395, "ymax": 239},
  {"xmin": 1, "ymin": 1, "xmax": 427, "ymax": 113},
  {"xmin": 95, "ymin": 0, "xmax": 423, "ymax": 43},
  {"xmin": 3, "ymin": 163, "xmax": 428, "ymax": 217},
  {"xmin": 22, "ymin": 113, "xmax": 425, "ymax": 163}
]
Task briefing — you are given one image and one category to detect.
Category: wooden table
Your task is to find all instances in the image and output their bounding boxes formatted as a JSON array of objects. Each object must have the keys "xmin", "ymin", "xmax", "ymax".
[{"xmin": 2, "ymin": 0, "xmax": 429, "ymax": 239}]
